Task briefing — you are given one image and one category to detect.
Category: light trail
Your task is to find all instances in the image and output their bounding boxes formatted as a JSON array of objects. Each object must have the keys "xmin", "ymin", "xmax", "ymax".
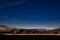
[{"xmin": 4, "ymin": 34, "xmax": 60, "ymax": 36}]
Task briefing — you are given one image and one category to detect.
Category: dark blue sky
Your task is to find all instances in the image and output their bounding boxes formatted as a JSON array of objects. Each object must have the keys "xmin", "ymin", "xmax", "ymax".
[{"xmin": 0, "ymin": 0, "xmax": 60, "ymax": 29}]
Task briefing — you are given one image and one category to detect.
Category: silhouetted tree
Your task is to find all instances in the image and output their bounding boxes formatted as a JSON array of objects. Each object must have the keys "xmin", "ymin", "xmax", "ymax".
[{"xmin": 54, "ymin": 32, "xmax": 58, "ymax": 34}]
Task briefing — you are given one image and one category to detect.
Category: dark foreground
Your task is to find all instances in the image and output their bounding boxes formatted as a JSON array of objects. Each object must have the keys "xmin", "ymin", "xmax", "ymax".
[{"xmin": 0, "ymin": 35, "xmax": 60, "ymax": 40}]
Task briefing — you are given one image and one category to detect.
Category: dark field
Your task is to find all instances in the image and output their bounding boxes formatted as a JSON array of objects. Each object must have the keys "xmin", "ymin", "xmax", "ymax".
[{"xmin": 0, "ymin": 35, "xmax": 60, "ymax": 40}]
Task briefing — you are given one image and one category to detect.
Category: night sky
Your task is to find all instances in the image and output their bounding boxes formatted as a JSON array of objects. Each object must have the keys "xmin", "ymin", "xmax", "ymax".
[{"xmin": 0, "ymin": 0, "xmax": 60, "ymax": 29}]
